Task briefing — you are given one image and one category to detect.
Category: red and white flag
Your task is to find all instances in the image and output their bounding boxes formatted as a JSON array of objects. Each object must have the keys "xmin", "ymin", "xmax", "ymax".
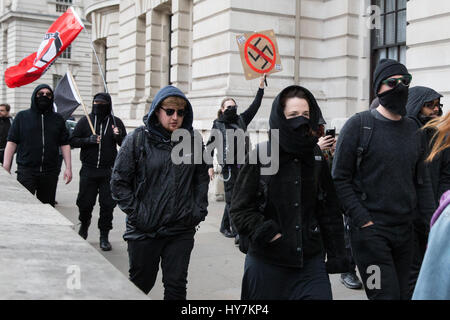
[{"xmin": 4, "ymin": 7, "xmax": 84, "ymax": 88}]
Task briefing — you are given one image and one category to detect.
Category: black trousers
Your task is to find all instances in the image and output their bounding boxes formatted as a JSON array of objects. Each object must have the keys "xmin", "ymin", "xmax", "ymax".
[
  {"xmin": 241, "ymin": 254, "xmax": 332, "ymax": 300},
  {"xmin": 127, "ymin": 233, "xmax": 195, "ymax": 300},
  {"xmin": 350, "ymin": 222, "xmax": 413, "ymax": 300},
  {"xmin": 76, "ymin": 174, "xmax": 116, "ymax": 231},
  {"xmin": 343, "ymin": 216, "xmax": 357, "ymax": 273},
  {"xmin": 17, "ymin": 170, "xmax": 58, "ymax": 207},
  {"xmin": 220, "ymin": 165, "xmax": 239, "ymax": 236},
  {"xmin": 408, "ymin": 221, "xmax": 428, "ymax": 298},
  {"xmin": 0, "ymin": 149, "xmax": 4, "ymax": 165}
]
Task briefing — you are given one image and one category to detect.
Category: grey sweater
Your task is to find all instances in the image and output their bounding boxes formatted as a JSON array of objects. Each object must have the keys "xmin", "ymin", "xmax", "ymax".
[{"xmin": 332, "ymin": 111, "xmax": 436, "ymax": 228}]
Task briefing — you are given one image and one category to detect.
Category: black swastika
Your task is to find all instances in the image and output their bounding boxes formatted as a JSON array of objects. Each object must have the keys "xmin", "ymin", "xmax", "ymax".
[{"xmin": 248, "ymin": 38, "xmax": 274, "ymax": 70}]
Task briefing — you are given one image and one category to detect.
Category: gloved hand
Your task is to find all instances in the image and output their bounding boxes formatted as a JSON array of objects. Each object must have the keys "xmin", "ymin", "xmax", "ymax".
[{"xmin": 87, "ymin": 134, "xmax": 100, "ymax": 144}]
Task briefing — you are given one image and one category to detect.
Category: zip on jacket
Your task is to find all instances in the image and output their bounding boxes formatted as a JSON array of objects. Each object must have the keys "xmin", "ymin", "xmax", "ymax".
[
  {"xmin": 40, "ymin": 114, "xmax": 45, "ymax": 172},
  {"xmin": 95, "ymin": 115, "xmax": 110, "ymax": 169}
]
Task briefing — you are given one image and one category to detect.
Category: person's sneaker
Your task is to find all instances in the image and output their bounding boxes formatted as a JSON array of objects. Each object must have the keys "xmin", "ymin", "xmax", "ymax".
[
  {"xmin": 100, "ymin": 231, "xmax": 112, "ymax": 251},
  {"xmin": 340, "ymin": 272, "xmax": 363, "ymax": 290},
  {"xmin": 78, "ymin": 222, "xmax": 90, "ymax": 240}
]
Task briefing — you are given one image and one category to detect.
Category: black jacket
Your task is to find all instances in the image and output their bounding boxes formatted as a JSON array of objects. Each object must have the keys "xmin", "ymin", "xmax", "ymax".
[
  {"xmin": 7, "ymin": 84, "xmax": 69, "ymax": 173},
  {"xmin": 230, "ymin": 87, "xmax": 347, "ymax": 272},
  {"xmin": 111, "ymin": 86, "xmax": 209, "ymax": 240},
  {"xmin": 70, "ymin": 114, "xmax": 127, "ymax": 174},
  {"xmin": 406, "ymin": 86, "xmax": 450, "ymax": 206},
  {"xmin": 0, "ymin": 116, "xmax": 12, "ymax": 149},
  {"xmin": 206, "ymin": 88, "xmax": 264, "ymax": 167}
]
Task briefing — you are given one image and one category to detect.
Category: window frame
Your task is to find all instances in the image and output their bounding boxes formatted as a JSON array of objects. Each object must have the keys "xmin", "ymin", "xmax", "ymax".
[{"xmin": 370, "ymin": 0, "xmax": 407, "ymax": 101}]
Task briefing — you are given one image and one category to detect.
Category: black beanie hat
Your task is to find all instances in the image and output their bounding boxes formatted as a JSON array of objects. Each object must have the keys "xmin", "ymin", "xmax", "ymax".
[
  {"xmin": 373, "ymin": 59, "xmax": 409, "ymax": 95},
  {"xmin": 93, "ymin": 92, "xmax": 111, "ymax": 104}
]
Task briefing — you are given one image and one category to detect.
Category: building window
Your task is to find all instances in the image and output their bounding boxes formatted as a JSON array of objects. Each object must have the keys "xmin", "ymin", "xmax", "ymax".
[
  {"xmin": 61, "ymin": 44, "xmax": 71, "ymax": 59},
  {"xmin": 370, "ymin": 0, "xmax": 406, "ymax": 98},
  {"xmin": 53, "ymin": 74, "xmax": 63, "ymax": 89},
  {"xmin": 56, "ymin": 0, "xmax": 72, "ymax": 13}
]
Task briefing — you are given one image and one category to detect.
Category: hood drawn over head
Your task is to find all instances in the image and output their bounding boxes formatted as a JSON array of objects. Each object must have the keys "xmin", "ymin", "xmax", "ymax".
[
  {"xmin": 269, "ymin": 85, "xmax": 321, "ymax": 132},
  {"xmin": 406, "ymin": 86, "xmax": 443, "ymax": 118},
  {"xmin": 144, "ymin": 85, "xmax": 193, "ymax": 133},
  {"xmin": 31, "ymin": 83, "xmax": 54, "ymax": 113}
]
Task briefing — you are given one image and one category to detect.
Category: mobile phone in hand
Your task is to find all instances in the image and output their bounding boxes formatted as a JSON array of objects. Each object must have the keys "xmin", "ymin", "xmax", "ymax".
[{"xmin": 325, "ymin": 128, "xmax": 336, "ymax": 138}]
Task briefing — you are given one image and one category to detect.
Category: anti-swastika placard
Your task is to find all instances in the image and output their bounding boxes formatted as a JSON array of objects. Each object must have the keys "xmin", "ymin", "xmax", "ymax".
[{"xmin": 236, "ymin": 29, "xmax": 283, "ymax": 80}]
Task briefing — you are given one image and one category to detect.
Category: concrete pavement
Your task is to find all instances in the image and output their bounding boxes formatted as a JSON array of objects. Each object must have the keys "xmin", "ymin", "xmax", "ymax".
[
  {"xmin": 0, "ymin": 168, "xmax": 148, "ymax": 300},
  {"xmin": 54, "ymin": 149, "xmax": 367, "ymax": 300}
]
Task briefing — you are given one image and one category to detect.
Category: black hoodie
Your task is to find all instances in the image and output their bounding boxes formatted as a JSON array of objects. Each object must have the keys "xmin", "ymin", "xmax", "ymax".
[
  {"xmin": 70, "ymin": 93, "xmax": 127, "ymax": 176},
  {"xmin": 7, "ymin": 84, "xmax": 69, "ymax": 173},
  {"xmin": 406, "ymin": 86, "xmax": 450, "ymax": 206},
  {"xmin": 230, "ymin": 86, "xmax": 347, "ymax": 272}
]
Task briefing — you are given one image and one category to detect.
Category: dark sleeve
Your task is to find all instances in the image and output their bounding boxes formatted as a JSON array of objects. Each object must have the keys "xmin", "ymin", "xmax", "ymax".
[
  {"xmin": 240, "ymin": 88, "xmax": 264, "ymax": 126},
  {"xmin": 7, "ymin": 113, "xmax": 21, "ymax": 144},
  {"xmin": 114, "ymin": 117, "xmax": 127, "ymax": 146},
  {"xmin": 58, "ymin": 116, "xmax": 70, "ymax": 146},
  {"xmin": 230, "ymin": 157, "xmax": 281, "ymax": 244},
  {"xmin": 318, "ymin": 155, "xmax": 349, "ymax": 274},
  {"xmin": 191, "ymin": 141, "xmax": 210, "ymax": 224},
  {"xmin": 332, "ymin": 115, "xmax": 373, "ymax": 228},
  {"xmin": 110, "ymin": 132, "xmax": 138, "ymax": 215},
  {"xmin": 70, "ymin": 117, "xmax": 91, "ymax": 148},
  {"xmin": 416, "ymin": 133, "xmax": 438, "ymax": 223},
  {"xmin": 438, "ymin": 148, "xmax": 450, "ymax": 200},
  {"xmin": 205, "ymin": 121, "xmax": 218, "ymax": 169}
]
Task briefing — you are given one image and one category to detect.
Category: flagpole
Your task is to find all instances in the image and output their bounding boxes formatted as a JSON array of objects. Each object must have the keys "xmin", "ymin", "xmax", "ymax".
[
  {"xmin": 84, "ymin": 28, "xmax": 118, "ymax": 127},
  {"xmin": 67, "ymin": 70, "xmax": 96, "ymax": 135}
]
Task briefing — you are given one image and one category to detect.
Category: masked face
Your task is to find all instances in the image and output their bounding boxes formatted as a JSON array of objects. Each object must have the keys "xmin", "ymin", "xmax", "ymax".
[
  {"xmin": 377, "ymin": 75, "xmax": 409, "ymax": 116},
  {"xmin": 286, "ymin": 115, "xmax": 311, "ymax": 136},
  {"xmin": 35, "ymin": 89, "xmax": 53, "ymax": 113},
  {"xmin": 92, "ymin": 102, "xmax": 111, "ymax": 118}
]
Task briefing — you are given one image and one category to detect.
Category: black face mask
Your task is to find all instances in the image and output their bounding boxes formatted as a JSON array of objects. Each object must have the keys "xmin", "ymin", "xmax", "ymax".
[
  {"xmin": 36, "ymin": 96, "xmax": 53, "ymax": 113},
  {"xmin": 223, "ymin": 107, "xmax": 238, "ymax": 122},
  {"xmin": 92, "ymin": 103, "xmax": 111, "ymax": 119},
  {"xmin": 378, "ymin": 83, "xmax": 409, "ymax": 116},
  {"xmin": 277, "ymin": 115, "xmax": 318, "ymax": 160}
]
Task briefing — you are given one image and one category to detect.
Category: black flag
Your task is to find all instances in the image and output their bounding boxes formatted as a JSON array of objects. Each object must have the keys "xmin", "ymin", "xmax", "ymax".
[{"xmin": 54, "ymin": 72, "xmax": 81, "ymax": 120}]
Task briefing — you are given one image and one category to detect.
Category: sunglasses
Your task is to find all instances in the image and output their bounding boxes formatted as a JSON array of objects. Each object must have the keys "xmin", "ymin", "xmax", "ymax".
[
  {"xmin": 381, "ymin": 75, "xmax": 412, "ymax": 88},
  {"xmin": 423, "ymin": 101, "xmax": 443, "ymax": 110},
  {"xmin": 36, "ymin": 92, "xmax": 53, "ymax": 98},
  {"xmin": 160, "ymin": 106, "xmax": 185, "ymax": 117}
]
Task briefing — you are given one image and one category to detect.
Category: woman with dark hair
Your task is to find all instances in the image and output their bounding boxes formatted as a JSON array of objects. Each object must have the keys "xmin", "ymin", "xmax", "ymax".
[
  {"xmin": 230, "ymin": 85, "xmax": 348, "ymax": 300},
  {"xmin": 206, "ymin": 74, "xmax": 266, "ymax": 242}
]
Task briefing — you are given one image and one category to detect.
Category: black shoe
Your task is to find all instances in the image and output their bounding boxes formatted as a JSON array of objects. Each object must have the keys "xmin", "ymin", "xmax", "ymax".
[
  {"xmin": 78, "ymin": 221, "xmax": 90, "ymax": 240},
  {"xmin": 234, "ymin": 234, "xmax": 240, "ymax": 246},
  {"xmin": 221, "ymin": 230, "xmax": 235, "ymax": 238},
  {"xmin": 100, "ymin": 231, "xmax": 112, "ymax": 251},
  {"xmin": 340, "ymin": 272, "xmax": 363, "ymax": 290}
]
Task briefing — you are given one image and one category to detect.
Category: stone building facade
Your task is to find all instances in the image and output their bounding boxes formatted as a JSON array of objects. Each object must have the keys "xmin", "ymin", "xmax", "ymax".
[
  {"xmin": 1, "ymin": 0, "xmax": 449, "ymax": 129},
  {"xmin": 83, "ymin": 0, "xmax": 450, "ymax": 133}
]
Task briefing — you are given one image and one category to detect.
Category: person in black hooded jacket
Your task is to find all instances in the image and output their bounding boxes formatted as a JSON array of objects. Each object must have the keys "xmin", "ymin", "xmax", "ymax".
[
  {"xmin": 111, "ymin": 85, "xmax": 209, "ymax": 299},
  {"xmin": 3, "ymin": 84, "xmax": 72, "ymax": 206},
  {"xmin": 70, "ymin": 93, "xmax": 127, "ymax": 251},
  {"xmin": 230, "ymin": 85, "xmax": 348, "ymax": 300},
  {"xmin": 206, "ymin": 74, "xmax": 266, "ymax": 242},
  {"xmin": 405, "ymin": 86, "xmax": 450, "ymax": 298}
]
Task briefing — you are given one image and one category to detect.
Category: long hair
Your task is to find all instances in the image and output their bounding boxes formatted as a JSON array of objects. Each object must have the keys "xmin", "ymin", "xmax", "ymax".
[
  {"xmin": 423, "ymin": 111, "xmax": 450, "ymax": 162},
  {"xmin": 217, "ymin": 97, "xmax": 236, "ymax": 118}
]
